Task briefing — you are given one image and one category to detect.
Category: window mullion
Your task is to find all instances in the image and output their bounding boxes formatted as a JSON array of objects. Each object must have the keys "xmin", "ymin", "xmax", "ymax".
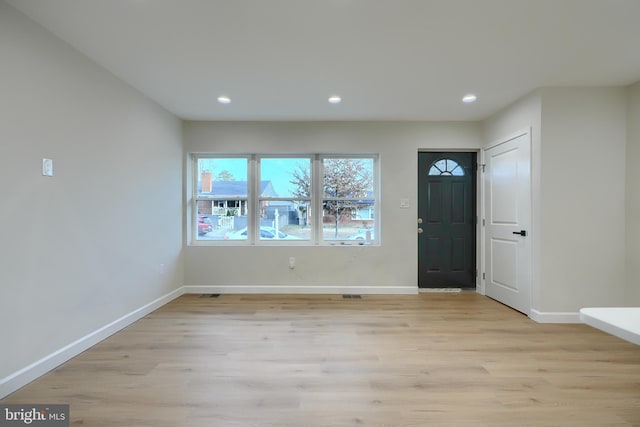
[
  {"xmin": 192, "ymin": 154, "xmax": 199, "ymax": 242},
  {"xmin": 249, "ymin": 155, "xmax": 258, "ymax": 245},
  {"xmin": 312, "ymin": 154, "xmax": 322, "ymax": 245}
]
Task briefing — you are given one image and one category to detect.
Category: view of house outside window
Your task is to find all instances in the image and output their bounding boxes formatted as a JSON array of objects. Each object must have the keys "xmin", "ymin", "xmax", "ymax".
[
  {"xmin": 192, "ymin": 154, "xmax": 378, "ymax": 245},
  {"xmin": 196, "ymin": 157, "xmax": 249, "ymax": 240},
  {"xmin": 322, "ymin": 157, "xmax": 375, "ymax": 241},
  {"xmin": 257, "ymin": 157, "xmax": 312, "ymax": 241}
]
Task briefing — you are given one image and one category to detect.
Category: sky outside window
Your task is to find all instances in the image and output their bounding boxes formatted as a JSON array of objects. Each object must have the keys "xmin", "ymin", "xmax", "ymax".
[
  {"xmin": 198, "ymin": 158, "xmax": 248, "ymax": 181},
  {"xmin": 260, "ymin": 158, "xmax": 311, "ymax": 198}
]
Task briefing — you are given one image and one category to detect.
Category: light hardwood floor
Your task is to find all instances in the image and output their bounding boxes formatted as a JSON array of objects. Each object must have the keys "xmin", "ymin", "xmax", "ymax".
[{"xmin": 2, "ymin": 293, "xmax": 639, "ymax": 426}]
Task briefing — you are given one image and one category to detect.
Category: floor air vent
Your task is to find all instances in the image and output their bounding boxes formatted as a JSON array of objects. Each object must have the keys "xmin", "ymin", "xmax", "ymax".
[
  {"xmin": 343, "ymin": 294, "xmax": 362, "ymax": 299},
  {"xmin": 199, "ymin": 294, "xmax": 220, "ymax": 298}
]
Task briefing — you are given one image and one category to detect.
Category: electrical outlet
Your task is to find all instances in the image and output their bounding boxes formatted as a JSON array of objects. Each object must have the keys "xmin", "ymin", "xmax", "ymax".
[
  {"xmin": 288, "ymin": 257, "xmax": 295, "ymax": 269},
  {"xmin": 159, "ymin": 263, "xmax": 165, "ymax": 275}
]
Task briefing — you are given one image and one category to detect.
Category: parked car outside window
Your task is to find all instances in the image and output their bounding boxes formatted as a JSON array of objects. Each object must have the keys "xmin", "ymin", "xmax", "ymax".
[
  {"xmin": 224, "ymin": 226, "xmax": 301, "ymax": 240},
  {"xmin": 198, "ymin": 215, "xmax": 213, "ymax": 236},
  {"xmin": 347, "ymin": 228, "xmax": 375, "ymax": 241}
]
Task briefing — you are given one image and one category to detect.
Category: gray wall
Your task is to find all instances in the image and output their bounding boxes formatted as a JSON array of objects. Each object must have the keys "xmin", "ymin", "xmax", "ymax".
[
  {"xmin": 627, "ymin": 82, "xmax": 640, "ymax": 305},
  {"xmin": 538, "ymin": 87, "xmax": 627, "ymax": 312},
  {"xmin": 0, "ymin": 3, "xmax": 184, "ymax": 383},
  {"xmin": 183, "ymin": 121, "xmax": 482, "ymax": 291}
]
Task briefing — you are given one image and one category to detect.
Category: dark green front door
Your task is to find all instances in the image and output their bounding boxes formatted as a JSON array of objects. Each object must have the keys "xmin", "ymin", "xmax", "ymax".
[{"xmin": 418, "ymin": 152, "xmax": 476, "ymax": 289}]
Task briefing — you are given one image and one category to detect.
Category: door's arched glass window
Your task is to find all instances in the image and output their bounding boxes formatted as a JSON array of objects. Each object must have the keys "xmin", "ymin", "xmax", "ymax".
[{"xmin": 428, "ymin": 159, "xmax": 465, "ymax": 176}]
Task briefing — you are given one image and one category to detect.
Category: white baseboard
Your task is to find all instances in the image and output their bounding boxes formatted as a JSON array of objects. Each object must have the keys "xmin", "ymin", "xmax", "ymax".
[
  {"xmin": 0, "ymin": 287, "xmax": 184, "ymax": 399},
  {"xmin": 183, "ymin": 285, "xmax": 419, "ymax": 295},
  {"xmin": 529, "ymin": 309, "xmax": 581, "ymax": 323}
]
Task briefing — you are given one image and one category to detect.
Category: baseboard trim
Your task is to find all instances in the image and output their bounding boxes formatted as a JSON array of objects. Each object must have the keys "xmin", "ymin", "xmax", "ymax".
[
  {"xmin": 529, "ymin": 309, "xmax": 580, "ymax": 323},
  {"xmin": 0, "ymin": 287, "xmax": 184, "ymax": 399},
  {"xmin": 183, "ymin": 285, "xmax": 419, "ymax": 295}
]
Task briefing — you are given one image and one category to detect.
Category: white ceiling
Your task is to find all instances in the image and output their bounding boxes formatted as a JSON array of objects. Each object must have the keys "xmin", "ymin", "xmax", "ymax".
[{"xmin": 7, "ymin": 0, "xmax": 640, "ymax": 121}]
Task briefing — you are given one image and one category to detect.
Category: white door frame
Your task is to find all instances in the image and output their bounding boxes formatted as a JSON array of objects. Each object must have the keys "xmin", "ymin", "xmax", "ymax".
[
  {"xmin": 417, "ymin": 135, "xmax": 536, "ymax": 303},
  {"xmin": 479, "ymin": 128, "xmax": 534, "ymax": 312},
  {"xmin": 418, "ymin": 148, "xmax": 483, "ymax": 291}
]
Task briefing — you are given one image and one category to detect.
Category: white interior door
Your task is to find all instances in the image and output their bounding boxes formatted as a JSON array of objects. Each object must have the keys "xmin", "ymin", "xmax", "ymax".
[{"xmin": 484, "ymin": 131, "xmax": 531, "ymax": 314}]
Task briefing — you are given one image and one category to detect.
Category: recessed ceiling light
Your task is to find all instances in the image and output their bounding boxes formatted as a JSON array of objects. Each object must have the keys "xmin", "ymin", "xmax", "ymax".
[
  {"xmin": 328, "ymin": 95, "xmax": 342, "ymax": 104},
  {"xmin": 217, "ymin": 95, "xmax": 231, "ymax": 104},
  {"xmin": 462, "ymin": 94, "xmax": 477, "ymax": 103}
]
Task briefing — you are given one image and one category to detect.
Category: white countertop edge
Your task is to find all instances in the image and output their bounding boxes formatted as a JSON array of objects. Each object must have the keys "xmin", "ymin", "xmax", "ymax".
[{"xmin": 579, "ymin": 307, "xmax": 640, "ymax": 346}]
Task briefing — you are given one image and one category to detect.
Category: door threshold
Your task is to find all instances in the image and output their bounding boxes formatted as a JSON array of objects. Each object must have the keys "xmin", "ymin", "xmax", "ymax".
[{"xmin": 419, "ymin": 288, "xmax": 462, "ymax": 293}]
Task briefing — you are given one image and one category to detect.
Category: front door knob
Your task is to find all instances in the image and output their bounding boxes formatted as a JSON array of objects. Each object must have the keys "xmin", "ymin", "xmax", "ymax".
[{"xmin": 417, "ymin": 228, "xmax": 424, "ymax": 234}]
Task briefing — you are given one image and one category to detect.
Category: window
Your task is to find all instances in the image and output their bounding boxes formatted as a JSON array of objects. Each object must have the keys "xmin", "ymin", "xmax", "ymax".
[
  {"xmin": 322, "ymin": 157, "xmax": 375, "ymax": 241},
  {"xmin": 191, "ymin": 154, "xmax": 379, "ymax": 245},
  {"xmin": 428, "ymin": 158, "xmax": 465, "ymax": 176},
  {"xmin": 259, "ymin": 157, "xmax": 312, "ymax": 240},
  {"xmin": 195, "ymin": 157, "xmax": 248, "ymax": 240}
]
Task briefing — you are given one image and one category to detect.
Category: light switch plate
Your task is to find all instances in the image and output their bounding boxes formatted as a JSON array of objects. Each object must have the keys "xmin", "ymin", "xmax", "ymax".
[
  {"xmin": 400, "ymin": 198, "xmax": 410, "ymax": 208},
  {"xmin": 42, "ymin": 158, "xmax": 53, "ymax": 177}
]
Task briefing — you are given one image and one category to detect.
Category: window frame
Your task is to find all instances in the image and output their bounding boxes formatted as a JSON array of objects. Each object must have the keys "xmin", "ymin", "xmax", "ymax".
[
  {"xmin": 192, "ymin": 154, "xmax": 251, "ymax": 244},
  {"xmin": 257, "ymin": 155, "xmax": 314, "ymax": 244},
  {"xmin": 189, "ymin": 153, "xmax": 379, "ymax": 246},
  {"xmin": 319, "ymin": 155, "xmax": 377, "ymax": 243}
]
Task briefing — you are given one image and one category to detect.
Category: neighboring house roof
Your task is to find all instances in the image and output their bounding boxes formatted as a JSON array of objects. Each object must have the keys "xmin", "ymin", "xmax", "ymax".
[{"xmin": 198, "ymin": 180, "xmax": 278, "ymax": 197}]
